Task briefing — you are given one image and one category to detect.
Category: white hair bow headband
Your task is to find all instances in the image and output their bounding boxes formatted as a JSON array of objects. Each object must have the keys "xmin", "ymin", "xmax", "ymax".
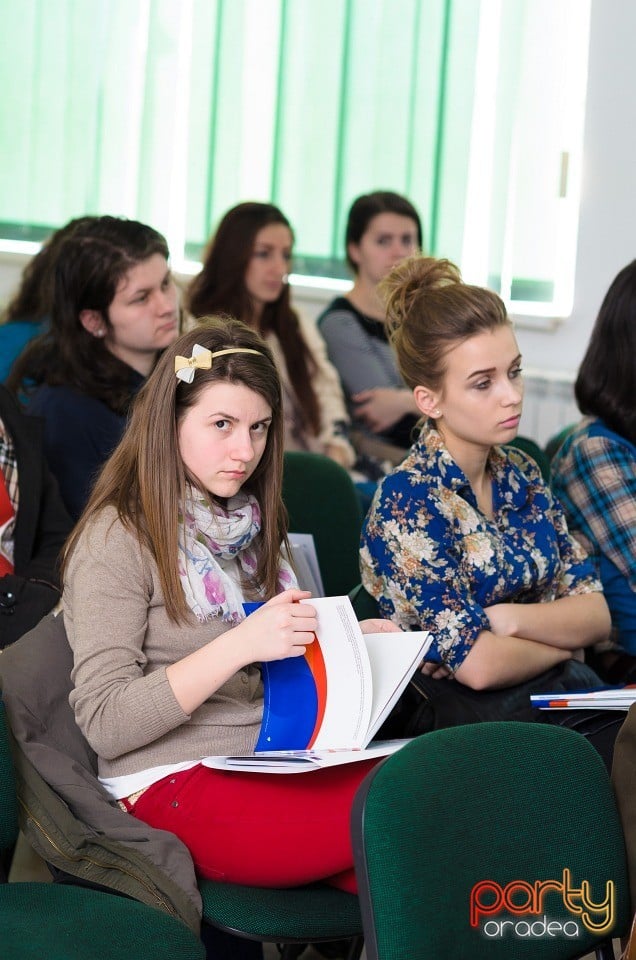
[{"xmin": 174, "ymin": 344, "xmax": 264, "ymax": 384}]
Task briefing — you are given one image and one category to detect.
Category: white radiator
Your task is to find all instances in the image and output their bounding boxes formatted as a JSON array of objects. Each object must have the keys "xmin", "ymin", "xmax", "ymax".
[{"xmin": 519, "ymin": 369, "xmax": 579, "ymax": 448}]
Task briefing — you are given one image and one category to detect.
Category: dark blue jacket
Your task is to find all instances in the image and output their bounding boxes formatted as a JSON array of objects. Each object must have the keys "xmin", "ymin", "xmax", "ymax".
[{"xmin": 27, "ymin": 373, "xmax": 144, "ymax": 520}]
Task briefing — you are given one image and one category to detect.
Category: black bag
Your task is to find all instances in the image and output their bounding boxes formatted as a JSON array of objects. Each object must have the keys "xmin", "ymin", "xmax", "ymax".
[
  {"xmin": 379, "ymin": 659, "xmax": 621, "ymax": 756},
  {"xmin": 0, "ymin": 574, "xmax": 60, "ymax": 650}
]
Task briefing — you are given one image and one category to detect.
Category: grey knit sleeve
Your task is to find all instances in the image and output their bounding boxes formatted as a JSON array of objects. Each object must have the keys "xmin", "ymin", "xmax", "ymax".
[{"xmin": 319, "ymin": 306, "xmax": 403, "ymax": 398}]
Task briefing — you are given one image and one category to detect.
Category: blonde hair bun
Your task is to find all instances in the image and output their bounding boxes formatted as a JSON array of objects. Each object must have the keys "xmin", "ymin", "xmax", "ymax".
[
  {"xmin": 380, "ymin": 256, "xmax": 462, "ymax": 334},
  {"xmin": 377, "ymin": 255, "xmax": 508, "ymax": 392}
]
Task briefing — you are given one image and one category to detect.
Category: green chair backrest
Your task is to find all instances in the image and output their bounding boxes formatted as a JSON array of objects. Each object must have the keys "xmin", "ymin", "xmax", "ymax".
[
  {"xmin": 505, "ymin": 435, "xmax": 552, "ymax": 484},
  {"xmin": 282, "ymin": 451, "xmax": 363, "ymax": 597},
  {"xmin": 545, "ymin": 424, "xmax": 576, "ymax": 462},
  {"xmin": 352, "ymin": 722, "xmax": 630, "ymax": 959},
  {"xmin": 349, "ymin": 583, "xmax": 380, "ymax": 621},
  {"xmin": 0, "ymin": 702, "xmax": 206, "ymax": 960}
]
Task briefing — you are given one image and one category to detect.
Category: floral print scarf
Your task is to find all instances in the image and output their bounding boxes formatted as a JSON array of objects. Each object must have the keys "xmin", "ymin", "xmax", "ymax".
[{"xmin": 178, "ymin": 488, "xmax": 296, "ymax": 624}]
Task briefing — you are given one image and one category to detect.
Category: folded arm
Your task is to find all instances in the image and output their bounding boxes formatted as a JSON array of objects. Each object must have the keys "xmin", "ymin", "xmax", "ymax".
[
  {"xmin": 454, "ymin": 631, "xmax": 571, "ymax": 690},
  {"xmin": 352, "ymin": 387, "xmax": 420, "ymax": 433},
  {"xmin": 484, "ymin": 593, "xmax": 611, "ymax": 650}
]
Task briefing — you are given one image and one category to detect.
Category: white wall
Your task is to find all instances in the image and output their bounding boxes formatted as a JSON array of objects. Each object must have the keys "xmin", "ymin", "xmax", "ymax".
[
  {"xmin": 1, "ymin": 0, "xmax": 633, "ymax": 385},
  {"xmin": 515, "ymin": 0, "xmax": 636, "ymax": 374},
  {"xmin": 0, "ymin": 253, "xmax": 28, "ymax": 307},
  {"xmin": 298, "ymin": 0, "xmax": 636, "ymax": 378}
]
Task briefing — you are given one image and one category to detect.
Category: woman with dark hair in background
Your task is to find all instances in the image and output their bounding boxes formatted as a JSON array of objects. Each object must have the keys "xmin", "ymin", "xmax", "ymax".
[
  {"xmin": 0, "ymin": 215, "xmax": 96, "ymax": 382},
  {"xmin": 8, "ymin": 215, "xmax": 179, "ymax": 519},
  {"xmin": 186, "ymin": 201, "xmax": 356, "ymax": 470},
  {"xmin": 318, "ymin": 191, "xmax": 423, "ymax": 462},
  {"xmin": 552, "ymin": 260, "xmax": 636, "ymax": 670}
]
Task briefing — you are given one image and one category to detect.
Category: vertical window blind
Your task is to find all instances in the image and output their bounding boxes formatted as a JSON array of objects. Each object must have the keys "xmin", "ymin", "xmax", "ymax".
[{"xmin": 0, "ymin": 0, "xmax": 590, "ymax": 316}]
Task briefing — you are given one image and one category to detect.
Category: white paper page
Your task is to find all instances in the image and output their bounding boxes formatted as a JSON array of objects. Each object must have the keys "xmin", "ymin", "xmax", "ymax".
[
  {"xmin": 288, "ymin": 533, "xmax": 325, "ymax": 596},
  {"xmin": 299, "ymin": 596, "xmax": 373, "ymax": 749},
  {"xmin": 530, "ymin": 686, "xmax": 636, "ymax": 710},
  {"xmin": 201, "ymin": 739, "xmax": 410, "ymax": 774},
  {"xmin": 364, "ymin": 630, "xmax": 432, "ymax": 741}
]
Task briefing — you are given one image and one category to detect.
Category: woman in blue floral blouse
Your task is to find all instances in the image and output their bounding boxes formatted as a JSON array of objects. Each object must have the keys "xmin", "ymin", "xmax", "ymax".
[{"xmin": 360, "ymin": 256, "xmax": 611, "ymax": 690}]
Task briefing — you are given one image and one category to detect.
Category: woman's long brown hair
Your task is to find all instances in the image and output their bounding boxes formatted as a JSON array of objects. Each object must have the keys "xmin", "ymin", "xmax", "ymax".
[
  {"xmin": 186, "ymin": 202, "xmax": 321, "ymax": 435},
  {"xmin": 63, "ymin": 317, "xmax": 288, "ymax": 623},
  {"xmin": 7, "ymin": 216, "xmax": 172, "ymax": 414}
]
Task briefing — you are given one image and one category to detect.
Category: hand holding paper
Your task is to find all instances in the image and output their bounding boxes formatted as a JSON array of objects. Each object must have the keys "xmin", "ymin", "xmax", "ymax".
[
  {"xmin": 235, "ymin": 589, "xmax": 315, "ymax": 662},
  {"xmin": 202, "ymin": 595, "xmax": 432, "ymax": 773}
]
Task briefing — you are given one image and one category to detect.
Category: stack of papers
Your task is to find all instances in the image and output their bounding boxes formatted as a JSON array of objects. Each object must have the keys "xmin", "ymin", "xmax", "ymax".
[
  {"xmin": 287, "ymin": 532, "xmax": 324, "ymax": 596},
  {"xmin": 530, "ymin": 685, "xmax": 636, "ymax": 710},
  {"xmin": 202, "ymin": 595, "xmax": 431, "ymax": 773},
  {"xmin": 202, "ymin": 740, "xmax": 411, "ymax": 774}
]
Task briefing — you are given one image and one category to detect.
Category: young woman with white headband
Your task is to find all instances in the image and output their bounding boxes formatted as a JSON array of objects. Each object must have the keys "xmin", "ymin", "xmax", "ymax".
[{"xmin": 61, "ymin": 317, "xmax": 398, "ymax": 893}]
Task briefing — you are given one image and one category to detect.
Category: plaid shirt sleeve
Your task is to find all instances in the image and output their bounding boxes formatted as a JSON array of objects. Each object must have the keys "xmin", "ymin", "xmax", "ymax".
[
  {"xmin": 563, "ymin": 434, "xmax": 636, "ymax": 591},
  {"xmin": 0, "ymin": 416, "xmax": 18, "ymax": 512}
]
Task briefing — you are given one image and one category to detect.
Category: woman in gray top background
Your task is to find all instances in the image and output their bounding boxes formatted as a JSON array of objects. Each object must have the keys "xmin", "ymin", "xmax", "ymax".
[{"xmin": 318, "ymin": 191, "xmax": 423, "ymax": 459}]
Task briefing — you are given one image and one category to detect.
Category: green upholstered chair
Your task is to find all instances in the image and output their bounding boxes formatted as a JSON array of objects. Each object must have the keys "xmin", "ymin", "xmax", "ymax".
[
  {"xmin": 0, "ymin": 701, "xmax": 206, "ymax": 960},
  {"xmin": 283, "ymin": 451, "xmax": 363, "ymax": 597},
  {"xmin": 0, "ymin": 700, "xmax": 364, "ymax": 960},
  {"xmin": 349, "ymin": 582, "xmax": 380, "ymax": 621},
  {"xmin": 545, "ymin": 424, "xmax": 576, "ymax": 462},
  {"xmin": 199, "ymin": 880, "xmax": 363, "ymax": 959},
  {"xmin": 1, "ymin": 613, "xmax": 365, "ymax": 960},
  {"xmin": 351, "ymin": 722, "xmax": 630, "ymax": 960},
  {"xmin": 505, "ymin": 434, "xmax": 552, "ymax": 483}
]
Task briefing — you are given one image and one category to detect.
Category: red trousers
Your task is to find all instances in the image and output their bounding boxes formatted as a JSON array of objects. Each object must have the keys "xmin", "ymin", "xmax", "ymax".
[{"xmin": 127, "ymin": 759, "xmax": 380, "ymax": 893}]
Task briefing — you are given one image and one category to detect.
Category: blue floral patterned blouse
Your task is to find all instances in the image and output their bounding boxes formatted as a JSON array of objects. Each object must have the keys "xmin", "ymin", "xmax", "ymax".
[{"xmin": 360, "ymin": 427, "xmax": 601, "ymax": 671}]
